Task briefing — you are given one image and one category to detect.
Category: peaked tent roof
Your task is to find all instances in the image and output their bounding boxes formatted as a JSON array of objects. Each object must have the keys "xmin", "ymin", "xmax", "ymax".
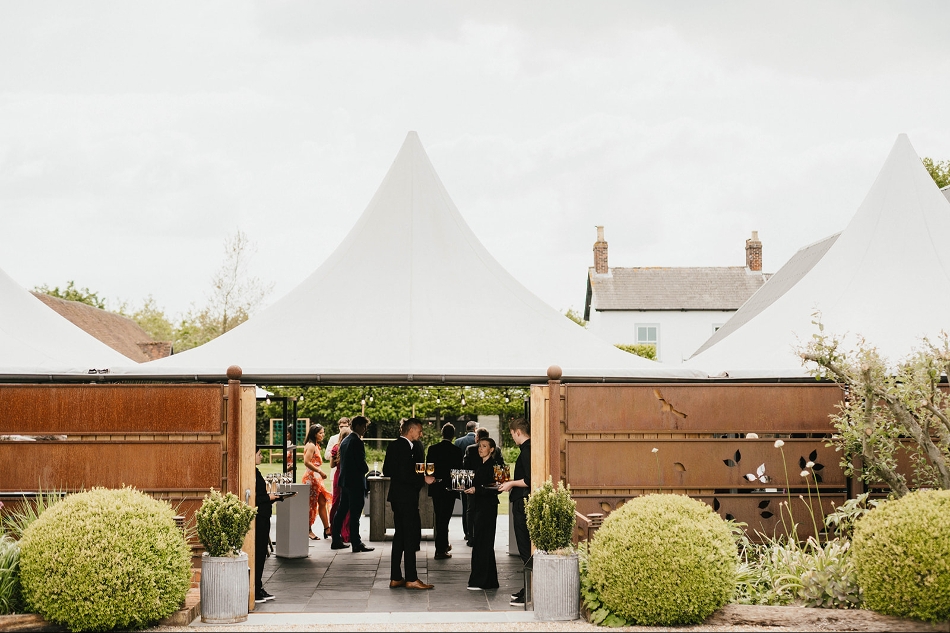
[
  {"xmin": 0, "ymin": 266, "xmax": 133, "ymax": 377},
  {"xmin": 115, "ymin": 132, "xmax": 702, "ymax": 384},
  {"xmin": 685, "ymin": 134, "xmax": 950, "ymax": 378}
]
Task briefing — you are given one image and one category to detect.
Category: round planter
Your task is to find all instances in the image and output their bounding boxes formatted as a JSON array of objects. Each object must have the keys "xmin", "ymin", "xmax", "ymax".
[
  {"xmin": 200, "ymin": 552, "xmax": 249, "ymax": 624},
  {"xmin": 533, "ymin": 550, "xmax": 580, "ymax": 621}
]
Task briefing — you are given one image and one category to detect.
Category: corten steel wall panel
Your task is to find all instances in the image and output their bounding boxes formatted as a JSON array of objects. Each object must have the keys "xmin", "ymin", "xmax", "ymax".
[
  {"xmin": 0, "ymin": 441, "xmax": 221, "ymax": 491},
  {"xmin": 573, "ymin": 493, "xmax": 844, "ymax": 542},
  {"xmin": 0, "ymin": 384, "xmax": 224, "ymax": 434},
  {"xmin": 566, "ymin": 438, "xmax": 844, "ymax": 490},
  {"xmin": 563, "ymin": 384, "xmax": 843, "ymax": 434}
]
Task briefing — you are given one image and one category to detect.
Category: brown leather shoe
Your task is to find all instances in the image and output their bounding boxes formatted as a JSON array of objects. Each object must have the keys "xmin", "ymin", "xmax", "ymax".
[
  {"xmin": 389, "ymin": 580, "xmax": 405, "ymax": 588},
  {"xmin": 404, "ymin": 579, "xmax": 434, "ymax": 590}
]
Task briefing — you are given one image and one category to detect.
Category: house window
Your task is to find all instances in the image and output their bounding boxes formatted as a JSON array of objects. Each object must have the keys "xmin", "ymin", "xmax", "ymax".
[{"xmin": 636, "ymin": 324, "xmax": 659, "ymax": 358}]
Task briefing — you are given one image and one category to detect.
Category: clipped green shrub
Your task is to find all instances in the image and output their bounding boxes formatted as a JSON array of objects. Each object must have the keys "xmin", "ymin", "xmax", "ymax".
[
  {"xmin": 585, "ymin": 494, "xmax": 736, "ymax": 626},
  {"xmin": 853, "ymin": 489, "xmax": 950, "ymax": 622},
  {"xmin": 18, "ymin": 487, "xmax": 191, "ymax": 631},
  {"xmin": 525, "ymin": 478, "xmax": 576, "ymax": 553},
  {"xmin": 0, "ymin": 535, "xmax": 21, "ymax": 614},
  {"xmin": 196, "ymin": 488, "xmax": 256, "ymax": 557}
]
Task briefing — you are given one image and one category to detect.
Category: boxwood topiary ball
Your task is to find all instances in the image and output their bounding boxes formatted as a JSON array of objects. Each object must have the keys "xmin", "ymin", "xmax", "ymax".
[
  {"xmin": 18, "ymin": 487, "xmax": 191, "ymax": 632},
  {"xmin": 853, "ymin": 489, "xmax": 950, "ymax": 622},
  {"xmin": 586, "ymin": 494, "xmax": 736, "ymax": 626}
]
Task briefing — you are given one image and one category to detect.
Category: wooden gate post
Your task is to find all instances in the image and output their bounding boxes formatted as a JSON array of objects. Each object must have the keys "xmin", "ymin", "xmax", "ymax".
[{"xmin": 547, "ymin": 365, "xmax": 563, "ymax": 485}]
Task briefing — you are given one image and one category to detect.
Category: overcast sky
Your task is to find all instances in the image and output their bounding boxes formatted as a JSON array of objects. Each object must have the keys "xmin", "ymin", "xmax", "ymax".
[{"xmin": 1, "ymin": 1, "xmax": 947, "ymax": 320}]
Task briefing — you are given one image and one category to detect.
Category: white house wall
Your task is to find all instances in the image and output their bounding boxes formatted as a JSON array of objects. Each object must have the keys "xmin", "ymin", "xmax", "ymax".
[{"xmin": 587, "ymin": 309, "xmax": 735, "ymax": 364}]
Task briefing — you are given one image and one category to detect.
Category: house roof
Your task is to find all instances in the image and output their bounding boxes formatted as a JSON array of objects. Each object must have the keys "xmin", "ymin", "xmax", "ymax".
[
  {"xmin": 685, "ymin": 134, "xmax": 950, "ymax": 377},
  {"xmin": 31, "ymin": 293, "xmax": 163, "ymax": 363},
  {"xmin": 113, "ymin": 132, "xmax": 704, "ymax": 384},
  {"xmin": 586, "ymin": 266, "xmax": 770, "ymax": 317}
]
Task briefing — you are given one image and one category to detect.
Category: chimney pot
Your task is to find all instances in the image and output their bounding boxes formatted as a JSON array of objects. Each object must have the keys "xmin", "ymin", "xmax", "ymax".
[
  {"xmin": 593, "ymin": 226, "xmax": 608, "ymax": 274},
  {"xmin": 745, "ymin": 231, "xmax": 762, "ymax": 272}
]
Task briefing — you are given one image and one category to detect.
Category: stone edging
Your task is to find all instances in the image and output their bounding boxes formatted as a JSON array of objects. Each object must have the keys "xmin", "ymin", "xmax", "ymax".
[{"xmin": 704, "ymin": 605, "xmax": 949, "ymax": 632}]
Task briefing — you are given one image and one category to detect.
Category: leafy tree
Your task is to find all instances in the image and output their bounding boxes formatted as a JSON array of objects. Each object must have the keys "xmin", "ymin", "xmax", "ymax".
[
  {"xmin": 123, "ymin": 295, "xmax": 176, "ymax": 342},
  {"xmin": 615, "ymin": 343, "xmax": 657, "ymax": 360},
  {"xmin": 33, "ymin": 281, "xmax": 107, "ymax": 310},
  {"xmin": 922, "ymin": 157, "xmax": 950, "ymax": 189},
  {"xmin": 800, "ymin": 317, "xmax": 950, "ymax": 497},
  {"xmin": 564, "ymin": 308, "xmax": 587, "ymax": 328}
]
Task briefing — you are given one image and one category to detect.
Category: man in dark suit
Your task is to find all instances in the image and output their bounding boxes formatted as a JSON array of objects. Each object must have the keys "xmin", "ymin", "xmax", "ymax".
[
  {"xmin": 462, "ymin": 427, "xmax": 505, "ymax": 545},
  {"xmin": 383, "ymin": 417, "xmax": 434, "ymax": 589},
  {"xmin": 330, "ymin": 415, "xmax": 374, "ymax": 553},
  {"xmin": 426, "ymin": 423, "xmax": 463, "ymax": 559},
  {"xmin": 498, "ymin": 417, "xmax": 531, "ymax": 606},
  {"xmin": 453, "ymin": 420, "xmax": 477, "ymax": 542}
]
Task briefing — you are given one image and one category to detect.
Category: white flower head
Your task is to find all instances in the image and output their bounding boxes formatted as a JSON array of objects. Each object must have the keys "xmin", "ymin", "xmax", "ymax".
[
  {"xmin": 746, "ymin": 433, "xmax": 759, "ymax": 439},
  {"xmin": 806, "ymin": 461, "xmax": 815, "ymax": 468},
  {"xmin": 651, "ymin": 447, "xmax": 659, "ymax": 454},
  {"xmin": 774, "ymin": 440, "xmax": 785, "ymax": 448},
  {"xmin": 800, "ymin": 470, "xmax": 810, "ymax": 477}
]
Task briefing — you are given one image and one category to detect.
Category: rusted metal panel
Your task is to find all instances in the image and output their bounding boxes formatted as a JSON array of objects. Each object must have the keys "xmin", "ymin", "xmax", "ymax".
[
  {"xmin": 0, "ymin": 441, "xmax": 221, "ymax": 491},
  {"xmin": 0, "ymin": 384, "xmax": 224, "ymax": 434},
  {"xmin": 565, "ymin": 438, "xmax": 844, "ymax": 490},
  {"xmin": 574, "ymin": 493, "xmax": 844, "ymax": 542},
  {"xmin": 563, "ymin": 384, "xmax": 842, "ymax": 434}
]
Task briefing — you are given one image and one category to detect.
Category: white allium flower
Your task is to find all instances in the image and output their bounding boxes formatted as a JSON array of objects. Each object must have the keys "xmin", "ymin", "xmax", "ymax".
[
  {"xmin": 651, "ymin": 447, "xmax": 659, "ymax": 454},
  {"xmin": 774, "ymin": 440, "xmax": 785, "ymax": 448},
  {"xmin": 746, "ymin": 433, "xmax": 759, "ymax": 439},
  {"xmin": 800, "ymin": 470, "xmax": 810, "ymax": 477},
  {"xmin": 806, "ymin": 461, "xmax": 815, "ymax": 468}
]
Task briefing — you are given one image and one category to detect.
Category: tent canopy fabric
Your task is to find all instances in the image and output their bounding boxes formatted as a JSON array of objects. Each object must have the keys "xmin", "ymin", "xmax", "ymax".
[
  {"xmin": 0, "ymin": 266, "xmax": 132, "ymax": 377},
  {"xmin": 685, "ymin": 134, "xmax": 950, "ymax": 378},
  {"xmin": 116, "ymin": 132, "xmax": 703, "ymax": 384}
]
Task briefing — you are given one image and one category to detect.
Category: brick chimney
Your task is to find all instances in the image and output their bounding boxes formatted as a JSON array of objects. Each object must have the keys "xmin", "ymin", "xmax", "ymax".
[
  {"xmin": 593, "ymin": 226, "xmax": 608, "ymax": 274},
  {"xmin": 745, "ymin": 230, "xmax": 762, "ymax": 271}
]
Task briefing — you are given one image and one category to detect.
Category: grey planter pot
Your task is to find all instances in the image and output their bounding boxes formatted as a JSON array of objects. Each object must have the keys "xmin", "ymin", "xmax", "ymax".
[
  {"xmin": 200, "ymin": 552, "xmax": 249, "ymax": 624},
  {"xmin": 532, "ymin": 550, "xmax": 580, "ymax": 621}
]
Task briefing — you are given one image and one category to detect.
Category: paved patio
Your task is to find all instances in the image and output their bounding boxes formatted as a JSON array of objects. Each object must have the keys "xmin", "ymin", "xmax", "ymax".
[{"xmin": 254, "ymin": 515, "xmax": 528, "ymax": 614}]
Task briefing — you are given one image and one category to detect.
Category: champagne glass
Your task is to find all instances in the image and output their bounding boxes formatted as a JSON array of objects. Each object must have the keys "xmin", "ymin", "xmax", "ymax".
[
  {"xmin": 425, "ymin": 462, "xmax": 435, "ymax": 476},
  {"xmin": 415, "ymin": 462, "xmax": 425, "ymax": 475}
]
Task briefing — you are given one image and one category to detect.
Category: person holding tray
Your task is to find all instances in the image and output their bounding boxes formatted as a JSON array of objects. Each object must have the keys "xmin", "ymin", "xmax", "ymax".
[{"xmin": 464, "ymin": 436, "xmax": 501, "ymax": 590}]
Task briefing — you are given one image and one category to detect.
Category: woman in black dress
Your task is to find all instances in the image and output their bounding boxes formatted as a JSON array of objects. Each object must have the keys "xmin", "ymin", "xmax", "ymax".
[{"xmin": 465, "ymin": 437, "xmax": 502, "ymax": 590}]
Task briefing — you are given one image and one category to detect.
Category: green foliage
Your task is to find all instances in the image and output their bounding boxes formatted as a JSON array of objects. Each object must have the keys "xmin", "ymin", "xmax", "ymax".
[
  {"xmin": 122, "ymin": 295, "xmax": 176, "ymax": 342},
  {"xmin": 853, "ymin": 489, "xmax": 950, "ymax": 622},
  {"xmin": 33, "ymin": 281, "xmax": 106, "ymax": 309},
  {"xmin": 563, "ymin": 308, "xmax": 587, "ymax": 327},
  {"xmin": 0, "ymin": 536, "xmax": 21, "ymax": 615},
  {"xmin": 735, "ymin": 536, "xmax": 861, "ymax": 609},
  {"xmin": 823, "ymin": 493, "xmax": 880, "ymax": 540},
  {"xmin": 0, "ymin": 490, "xmax": 64, "ymax": 540},
  {"xmin": 525, "ymin": 478, "xmax": 576, "ymax": 553},
  {"xmin": 196, "ymin": 489, "xmax": 256, "ymax": 558},
  {"xmin": 584, "ymin": 494, "xmax": 736, "ymax": 626},
  {"xmin": 18, "ymin": 487, "xmax": 191, "ymax": 631},
  {"xmin": 923, "ymin": 157, "xmax": 950, "ymax": 189},
  {"xmin": 614, "ymin": 343, "xmax": 657, "ymax": 360},
  {"xmin": 801, "ymin": 318, "xmax": 950, "ymax": 496}
]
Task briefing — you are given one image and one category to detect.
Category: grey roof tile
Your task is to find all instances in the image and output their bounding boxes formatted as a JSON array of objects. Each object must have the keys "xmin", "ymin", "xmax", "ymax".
[{"xmin": 588, "ymin": 266, "xmax": 770, "ymax": 311}]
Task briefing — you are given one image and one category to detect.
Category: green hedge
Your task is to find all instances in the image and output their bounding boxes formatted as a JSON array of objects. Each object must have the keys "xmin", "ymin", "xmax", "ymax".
[
  {"xmin": 18, "ymin": 487, "xmax": 191, "ymax": 631},
  {"xmin": 853, "ymin": 489, "xmax": 950, "ymax": 622}
]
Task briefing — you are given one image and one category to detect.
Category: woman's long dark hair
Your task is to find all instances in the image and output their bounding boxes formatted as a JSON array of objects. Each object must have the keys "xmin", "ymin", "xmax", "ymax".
[{"xmin": 305, "ymin": 424, "xmax": 324, "ymax": 446}]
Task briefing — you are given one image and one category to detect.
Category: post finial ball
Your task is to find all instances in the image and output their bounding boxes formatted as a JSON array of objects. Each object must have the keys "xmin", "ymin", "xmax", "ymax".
[
  {"xmin": 547, "ymin": 365, "xmax": 562, "ymax": 380},
  {"xmin": 226, "ymin": 365, "xmax": 243, "ymax": 380}
]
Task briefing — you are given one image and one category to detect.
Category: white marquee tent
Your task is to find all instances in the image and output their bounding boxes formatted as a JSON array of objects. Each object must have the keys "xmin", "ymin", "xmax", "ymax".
[
  {"xmin": 686, "ymin": 134, "xmax": 950, "ymax": 378},
  {"xmin": 0, "ymin": 266, "xmax": 132, "ymax": 378},
  {"xmin": 116, "ymin": 132, "xmax": 702, "ymax": 384}
]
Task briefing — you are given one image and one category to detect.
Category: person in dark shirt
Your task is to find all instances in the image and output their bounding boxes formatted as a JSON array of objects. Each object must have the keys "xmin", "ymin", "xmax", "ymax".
[
  {"xmin": 498, "ymin": 417, "xmax": 531, "ymax": 606},
  {"xmin": 453, "ymin": 421, "xmax": 477, "ymax": 542},
  {"xmin": 330, "ymin": 415, "xmax": 374, "ymax": 552},
  {"xmin": 462, "ymin": 427, "xmax": 504, "ymax": 546},
  {"xmin": 254, "ymin": 449, "xmax": 280, "ymax": 603},
  {"xmin": 426, "ymin": 423, "xmax": 463, "ymax": 559}
]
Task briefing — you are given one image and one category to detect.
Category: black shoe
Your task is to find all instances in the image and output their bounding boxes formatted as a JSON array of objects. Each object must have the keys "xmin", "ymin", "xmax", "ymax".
[
  {"xmin": 466, "ymin": 540, "xmax": 474, "ymax": 547},
  {"xmin": 510, "ymin": 589, "xmax": 524, "ymax": 600},
  {"xmin": 254, "ymin": 593, "xmax": 266, "ymax": 604},
  {"xmin": 510, "ymin": 595, "xmax": 525, "ymax": 607},
  {"xmin": 260, "ymin": 590, "xmax": 275, "ymax": 602},
  {"xmin": 352, "ymin": 544, "xmax": 375, "ymax": 553},
  {"xmin": 330, "ymin": 541, "xmax": 347, "ymax": 550}
]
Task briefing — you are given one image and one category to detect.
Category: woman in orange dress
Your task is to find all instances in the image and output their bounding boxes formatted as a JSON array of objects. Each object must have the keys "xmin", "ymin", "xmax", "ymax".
[{"xmin": 302, "ymin": 424, "xmax": 332, "ymax": 539}]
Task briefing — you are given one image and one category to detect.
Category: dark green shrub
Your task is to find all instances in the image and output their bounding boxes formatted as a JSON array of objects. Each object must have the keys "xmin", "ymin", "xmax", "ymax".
[
  {"xmin": 585, "ymin": 494, "xmax": 736, "ymax": 626},
  {"xmin": 525, "ymin": 478, "xmax": 576, "ymax": 552},
  {"xmin": 196, "ymin": 489, "xmax": 256, "ymax": 557},
  {"xmin": 853, "ymin": 489, "xmax": 950, "ymax": 622},
  {"xmin": 18, "ymin": 487, "xmax": 191, "ymax": 631}
]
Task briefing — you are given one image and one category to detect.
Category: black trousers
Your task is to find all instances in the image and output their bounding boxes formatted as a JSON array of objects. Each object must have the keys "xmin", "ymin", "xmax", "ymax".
[
  {"xmin": 460, "ymin": 493, "xmax": 471, "ymax": 539},
  {"xmin": 431, "ymin": 493, "xmax": 456, "ymax": 554},
  {"xmin": 254, "ymin": 514, "xmax": 270, "ymax": 595},
  {"xmin": 391, "ymin": 501, "xmax": 420, "ymax": 581},
  {"xmin": 511, "ymin": 495, "xmax": 531, "ymax": 563},
  {"xmin": 468, "ymin": 502, "xmax": 498, "ymax": 589},
  {"xmin": 332, "ymin": 485, "xmax": 365, "ymax": 549}
]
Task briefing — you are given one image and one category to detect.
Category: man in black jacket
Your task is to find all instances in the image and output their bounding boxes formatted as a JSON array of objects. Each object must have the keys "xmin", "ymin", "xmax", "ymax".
[
  {"xmin": 254, "ymin": 449, "xmax": 279, "ymax": 603},
  {"xmin": 330, "ymin": 415, "xmax": 374, "ymax": 553},
  {"xmin": 453, "ymin": 421, "xmax": 477, "ymax": 541},
  {"xmin": 498, "ymin": 417, "xmax": 531, "ymax": 606},
  {"xmin": 426, "ymin": 423, "xmax": 463, "ymax": 559},
  {"xmin": 383, "ymin": 417, "xmax": 434, "ymax": 589}
]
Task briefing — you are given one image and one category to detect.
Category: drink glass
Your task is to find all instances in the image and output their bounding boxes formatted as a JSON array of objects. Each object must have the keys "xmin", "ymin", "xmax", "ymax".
[
  {"xmin": 425, "ymin": 463, "xmax": 435, "ymax": 476},
  {"xmin": 415, "ymin": 462, "xmax": 425, "ymax": 475}
]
